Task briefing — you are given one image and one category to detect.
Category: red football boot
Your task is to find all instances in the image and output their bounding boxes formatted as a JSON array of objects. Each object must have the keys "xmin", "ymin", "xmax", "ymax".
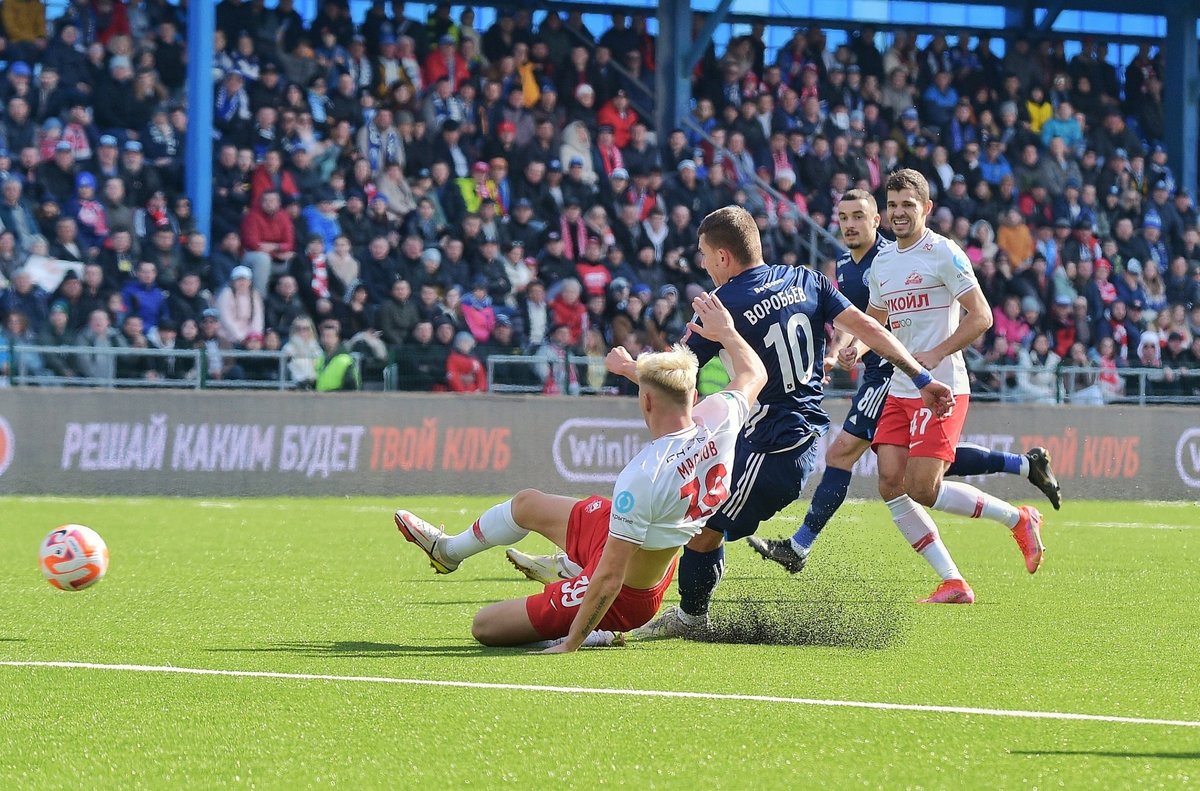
[
  {"xmin": 918, "ymin": 578, "xmax": 976, "ymax": 604},
  {"xmin": 1011, "ymin": 505, "xmax": 1045, "ymax": 574}
]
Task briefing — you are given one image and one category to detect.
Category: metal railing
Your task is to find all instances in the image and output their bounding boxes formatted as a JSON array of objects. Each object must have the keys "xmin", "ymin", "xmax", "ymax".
[
  {"xmin": 11, "ymin": 340, "xmax": 1191, "ymax": 407},
  {"xmin": 484, "ymin": 354, "xmax": 615, "ymax": 395},
  {"xmin": 6, "ymin": 343, "xmax": 363, "ymax": 391},
  {"xmin": 966, "ymin": 363, "xmax": 1200, "ymax": 406},
  {"xmin": 474, "ymin": 355, "xmax": 1200, "ymax": 407},
  {"xmin": 679, "ymin": 117, "xmax": 847, "ymax": 268}
]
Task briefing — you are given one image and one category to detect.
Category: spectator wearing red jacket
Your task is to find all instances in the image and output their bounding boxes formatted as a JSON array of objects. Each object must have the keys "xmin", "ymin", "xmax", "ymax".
[
  {"xmin": 549, "ymin": 278, "xmax": 587, "ymax": 345},
  {"xmin": 94, "ymin": 0, "xmax": 131, "ymax": 46},
  {"xmin": 596, "ymin": 90, "xmax": 638, "ymax": 148},
  {"xmin": 250, "ymin": 150, "xmax": 300, "ymax": 205},
  {"xmin": 446, "ymin": 332, "xmax": 488, "ymax": 392},
  {"xmin": 240, "ymin": 191, "xmax": 296, "ymax": 294},
  {"xmin": 423, "ymin": 35, "xmax": 471, "ymax": 91}
]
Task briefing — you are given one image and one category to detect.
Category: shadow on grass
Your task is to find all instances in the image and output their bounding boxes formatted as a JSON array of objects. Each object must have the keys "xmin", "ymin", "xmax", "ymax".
[
  {"xmin": 207, "ymin": 641, "xmax": 517, "ymax": 658},
  {"xmin": 0, "ymin": 638, "xmax": 25, "ymax": 642},
  {"xmin": 1010, "ymin": 750, "xmax": 1200, "ymax": 760}
]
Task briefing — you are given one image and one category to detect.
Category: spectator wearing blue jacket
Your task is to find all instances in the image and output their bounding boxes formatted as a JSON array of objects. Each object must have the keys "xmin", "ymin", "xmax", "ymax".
[
  {"xmin": 1040, "ymin": 101, "xmax": 1083, "ymax": 150},
  {"xmin": 0, "ymin": 268, "xmax": 48, "ymax": 332},
  {"xmin": 120, "ymin": 261, "xmax": 169, "ymax": 330},
  {"xmin": 979, "ymin": 137, "xmax": 1013, "ymax": 186},
  {"xmin": 921, "ymin": 70, "xmax": 958, "ymax": 130},
  {"xmin": 1114, "ymin": 259, "xmax": 1148, "ymax": 308},
  {"xmin": 302, "ymin": 187, "xmax": 342, "ymax": 252}
]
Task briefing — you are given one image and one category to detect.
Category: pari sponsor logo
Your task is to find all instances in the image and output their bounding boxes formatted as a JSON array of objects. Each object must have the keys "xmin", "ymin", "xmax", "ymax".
[
  {"xmin": 0, "ymin": 415, "xmax": 12, "ymax": 477},
  {"xmin": 552, "ymin": 418, "xmax": 649, "ymax": 483},
  {"xmin": 1176, "ymin": 428, "xmax": 1200, "ymax": 489}
]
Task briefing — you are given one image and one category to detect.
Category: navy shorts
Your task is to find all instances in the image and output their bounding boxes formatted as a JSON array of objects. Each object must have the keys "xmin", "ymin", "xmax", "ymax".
[
  {"xmin": 705, "ymin": 434, "xmax": 820, "ymax": 542},
  {"xmin": 842, "ymin": 371, "xmax": 892, "ymax": 441}
]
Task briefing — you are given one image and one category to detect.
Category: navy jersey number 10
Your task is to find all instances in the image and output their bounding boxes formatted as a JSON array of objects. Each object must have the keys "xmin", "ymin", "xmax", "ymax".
[{"xmin": 687, "ymin": 264, "xmax": 851, "ymax": 454}]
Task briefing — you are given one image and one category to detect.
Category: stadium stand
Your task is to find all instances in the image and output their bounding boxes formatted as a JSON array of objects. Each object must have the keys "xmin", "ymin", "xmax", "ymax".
[{"xmin": 0, "ymin": 1, "xmax": 1198, "ymax": 403}]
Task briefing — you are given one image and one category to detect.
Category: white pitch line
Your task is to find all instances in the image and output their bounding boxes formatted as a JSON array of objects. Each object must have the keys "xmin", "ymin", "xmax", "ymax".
[
  {"xmin": 2, "ymin": 661, "xmax": 1197, "ymax": 729},
  {"xmin": 1057, "ymin": 521, "xmax": 1194, "ymax": 530}
]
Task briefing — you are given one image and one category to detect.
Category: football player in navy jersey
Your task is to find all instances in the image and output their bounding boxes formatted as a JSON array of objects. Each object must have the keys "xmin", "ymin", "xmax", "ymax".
[
  {"xmin": 621, "ymin": 206, "xmax": 955, "ymax": 638},
  {"xmin": 748, "ymin": 190, "xmax": 1062, "ymax": 574}
]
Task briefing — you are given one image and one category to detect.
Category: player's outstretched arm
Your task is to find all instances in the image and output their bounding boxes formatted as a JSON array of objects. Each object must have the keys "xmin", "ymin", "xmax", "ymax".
[
  {"xmin": 911, "ymin": 286, "xmax": 993, "ymax": 371},
  {"xmin": 606, "ymin": 346, "xmax": 639, "ymax": 383},
  {"xmin": 543, "ymin": 536, "xmax": 637, "ymax": 654},
  {"xmin": 836, "ymin": 306, "xmax": 955, "ymax": 416},
  {"xmin": 686, "ymin": 291, "xmax": 767, "ymax": 405}
]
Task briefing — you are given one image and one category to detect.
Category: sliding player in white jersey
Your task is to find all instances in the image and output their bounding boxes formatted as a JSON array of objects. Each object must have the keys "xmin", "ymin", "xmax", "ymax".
[
  {"xmin": 866, "ymin": 169, "xmax": 1045, "ymax": 603},
  {"xmin": 395, "ymin": 291, "xmax": 766, "ymax": 651}
]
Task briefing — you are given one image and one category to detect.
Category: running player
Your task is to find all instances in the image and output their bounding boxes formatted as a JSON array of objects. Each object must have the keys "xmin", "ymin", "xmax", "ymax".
[
  {"xmin": 747, "ymin": 190, "xmax": 1061, "ymax": 574},
  {"xmin": 861, "ymin": 169, "xmax": 1045, "ymax": 603},
  {"xmin": 395, "ymin": 291, "xmax": 767, "ymax": 651}
]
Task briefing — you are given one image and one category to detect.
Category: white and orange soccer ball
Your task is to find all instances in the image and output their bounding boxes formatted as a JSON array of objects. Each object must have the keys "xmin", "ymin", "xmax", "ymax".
[{"xmin": 39, "ymin": 525, "xmax": 109, "ymax": 591}]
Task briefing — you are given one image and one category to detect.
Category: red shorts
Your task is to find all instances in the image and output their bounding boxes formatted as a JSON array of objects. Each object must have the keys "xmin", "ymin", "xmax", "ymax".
[
  {"xmin": 525, "ymin": 495, "xmax": 677, "ymax": 640},
  {"xmin": 872, "ymin": 394, "xmax": 970, "ymax": 462}
]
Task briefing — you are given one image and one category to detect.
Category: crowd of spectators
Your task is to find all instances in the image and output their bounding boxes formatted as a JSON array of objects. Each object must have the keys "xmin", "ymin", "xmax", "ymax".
[{"xmin": 0, "ymin": 0, "xmax": 1198, "ymax": 400}]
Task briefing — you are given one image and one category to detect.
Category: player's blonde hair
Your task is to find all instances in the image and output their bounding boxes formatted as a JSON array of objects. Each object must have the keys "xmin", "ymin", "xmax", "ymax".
[{"xmin": 636, "ymin": 343, "xmax": 699, "ymax": 406}]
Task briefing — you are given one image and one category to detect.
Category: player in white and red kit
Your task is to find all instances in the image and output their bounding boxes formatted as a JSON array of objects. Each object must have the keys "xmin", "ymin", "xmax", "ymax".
[
  {"xmin": 866, "ymin": 169, "xmax": 1046, "ymax": 603},
  {"xmin": 394, "ymin": 291, "xmax": 767, "ymax": 651}
]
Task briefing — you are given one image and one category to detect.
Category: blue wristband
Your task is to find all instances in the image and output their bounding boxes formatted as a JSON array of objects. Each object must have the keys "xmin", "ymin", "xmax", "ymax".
[{"xmin": 911, "ymin": 368, "xmax": 933, "ymax": 389}]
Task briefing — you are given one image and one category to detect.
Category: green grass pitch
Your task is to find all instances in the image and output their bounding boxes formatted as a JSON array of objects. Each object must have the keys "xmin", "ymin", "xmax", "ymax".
[{"xmin": 2, "ymin": 495, "xmax": 1198, "ymax": 788}]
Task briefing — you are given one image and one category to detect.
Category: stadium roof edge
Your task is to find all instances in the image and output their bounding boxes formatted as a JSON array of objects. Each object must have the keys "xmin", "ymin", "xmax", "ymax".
[{"xmin": 527, "ymin": 0, "xmax": 1185, "ymax": 45}]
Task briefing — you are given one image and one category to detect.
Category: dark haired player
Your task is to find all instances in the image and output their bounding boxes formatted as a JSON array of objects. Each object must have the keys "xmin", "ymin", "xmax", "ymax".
[
  {"xmin": 748, "ymin": 190, "xmax": 1061, "ymax": 576},
  {"xmin": 612, "ymin": 205, "xmax": 955, "ymax": 636}
]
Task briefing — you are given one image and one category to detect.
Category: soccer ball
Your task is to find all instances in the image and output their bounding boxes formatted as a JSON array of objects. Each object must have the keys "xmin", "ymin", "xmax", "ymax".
[{"xmin": 39, "ymin": 525, "xmax": 109, "ymax": 591}]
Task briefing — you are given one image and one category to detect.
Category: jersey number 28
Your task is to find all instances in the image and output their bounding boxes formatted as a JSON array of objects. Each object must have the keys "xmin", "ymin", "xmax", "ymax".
[
  {"xmin": 679, "ymin": 463, "xmax": 729, "ymax": 521},
  {"xmin": 764, "ymin": 313, "xmax": 815, "ymax": 393}
]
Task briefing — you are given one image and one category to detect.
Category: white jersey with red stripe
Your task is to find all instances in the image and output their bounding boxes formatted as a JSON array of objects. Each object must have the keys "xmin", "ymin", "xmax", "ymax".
[
  {"xmin": 607, "ymin": 390, "xmax": 749, "ymax": 551},
  {"xmin": 867, "ymin": 229, "xmax": 978, "ymax": 399}
]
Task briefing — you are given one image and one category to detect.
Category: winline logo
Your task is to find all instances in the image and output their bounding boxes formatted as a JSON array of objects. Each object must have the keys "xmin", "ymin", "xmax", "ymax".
[
  {"xmin": 552, "ymin": 418, "xmax": 649, "ymax": 483},
  {"xmin": 1175, "ymin": 428, "xmax": 1200, "ymax": 489}
]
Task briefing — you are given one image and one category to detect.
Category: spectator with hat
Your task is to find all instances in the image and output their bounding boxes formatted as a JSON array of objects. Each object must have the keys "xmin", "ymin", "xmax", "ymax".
[
  {"xmin": 120, "ymin": 140, "xmax": 164, "ymax": 207},
  {"xmin": 1140, "ymin": 212, "xmax": 1170, "ymax": 271},
  {"xmin": 64, "ymin": 172, "xmax": 106, "ymax": 253},
  {"xmin": 460, "ymin": 274, "xmax": 497, "ymax": 342},
  {"xmin": 558, "ymin": 121, "xmax": 597, "ymax": 186},
  {"xmin": 500, "ymin": 197, "xmax": 540, "ymax": 250},
  {"xmin": 215, "ymin": 264, "xmax": 264, "ymax": 345},
  {"xmin": 1115, "ymin": 259, "xmax": 1149, "ymax": 307},
  {"xmin": 38, "ymin": 299, "xmax": 78, "ymax": 377},
  {"xmin": 593, "ymin": 124, "xmax": 623, "ymax": 181},
  {"xmin": 444, "ymin": 330, "xmax": 487, "ymax": 392}
]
